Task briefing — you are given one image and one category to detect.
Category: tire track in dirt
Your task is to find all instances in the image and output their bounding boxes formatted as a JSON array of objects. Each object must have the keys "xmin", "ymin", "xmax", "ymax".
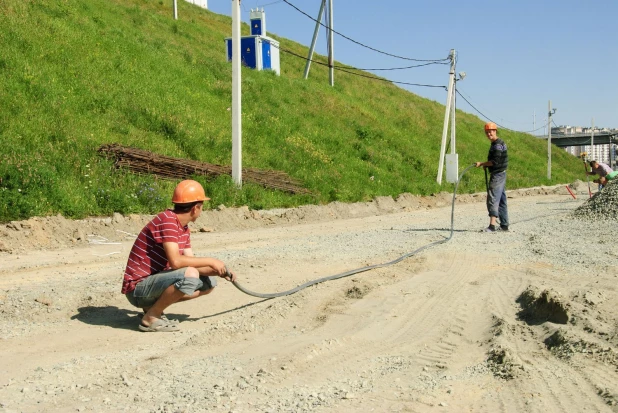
[{"xmin": 231, "ymin": 250, "xmax": 498, "ymax": 409}]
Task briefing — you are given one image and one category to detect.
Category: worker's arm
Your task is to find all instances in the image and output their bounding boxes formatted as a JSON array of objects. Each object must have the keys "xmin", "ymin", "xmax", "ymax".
[
  {"xmin": 475, "ymin": 161, "xmax": 494, "ymax": 168},
  {"xmin": 163, "ymin": 242, "xmax": 228, "ymax": 276}
]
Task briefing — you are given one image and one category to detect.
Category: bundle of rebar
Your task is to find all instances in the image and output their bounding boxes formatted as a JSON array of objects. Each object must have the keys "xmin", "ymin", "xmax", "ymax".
[{"xmin": 97, "ymin": 144, "xmax": 311, "ymax": 195}]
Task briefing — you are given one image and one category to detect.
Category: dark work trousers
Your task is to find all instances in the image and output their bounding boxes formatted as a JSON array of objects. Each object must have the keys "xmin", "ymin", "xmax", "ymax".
[{"xmin": 487, "ymin": 171, "xmax": 509, "ymax": 227}]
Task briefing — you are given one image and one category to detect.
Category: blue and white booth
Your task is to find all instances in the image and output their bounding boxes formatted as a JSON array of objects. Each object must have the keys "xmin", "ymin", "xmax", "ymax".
[{"xmin": 225, "ymin": 9, "xmax": 280, "ymax": 75}]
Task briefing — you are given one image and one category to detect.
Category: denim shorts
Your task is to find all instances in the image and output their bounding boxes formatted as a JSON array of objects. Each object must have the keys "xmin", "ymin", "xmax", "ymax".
[{"xmin": 125, "ymin": 268, "xmax": 218, "ymax": 308}]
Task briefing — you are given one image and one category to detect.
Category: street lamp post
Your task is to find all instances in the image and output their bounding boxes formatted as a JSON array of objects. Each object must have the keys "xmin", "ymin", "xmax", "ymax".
[{"xmin": 547, "ymin": 101, "xmax": 556, "ymax": 180}]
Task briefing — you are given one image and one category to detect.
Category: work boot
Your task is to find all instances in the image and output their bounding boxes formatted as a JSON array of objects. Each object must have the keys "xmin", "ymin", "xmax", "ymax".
[
  {"xmin": 499, "ymin": 225, "xmax": 509, "ymax": 232},
  {"xmin": 482, "ymin": 225, "xmax": 496, "ymax": 233}
]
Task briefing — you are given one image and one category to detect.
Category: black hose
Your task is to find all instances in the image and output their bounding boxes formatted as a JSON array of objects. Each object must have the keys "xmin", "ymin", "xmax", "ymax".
[
  {"xmin": 229, "ymin": 164, "xmax": 478, "ymax": 299},
  {"xmin": 484, "ymin": 167, "xmax": 489, "ymax": 210}
]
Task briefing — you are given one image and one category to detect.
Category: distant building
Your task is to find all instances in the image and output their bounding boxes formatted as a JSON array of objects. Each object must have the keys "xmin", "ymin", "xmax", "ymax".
[
  {"xmin": 552, "ymin": 125, "xmax": 583, "ymax": 134},
  {"xmin": 555, "ymin": 124, "xmax": 617, "ymax": 168},
  {"xmin": 186, "ymin": 0, "xmax": 207, "ymax": 9}
]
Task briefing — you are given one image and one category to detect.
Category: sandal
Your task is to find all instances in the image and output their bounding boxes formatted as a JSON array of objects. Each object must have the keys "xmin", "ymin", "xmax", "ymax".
[
  {"xmin": 139, "ymin": 311, "xmax": 178, "ymax": 325},
  {"xmin": 138, "ymin": 318, "xmax": 179, "ymax": 332}
]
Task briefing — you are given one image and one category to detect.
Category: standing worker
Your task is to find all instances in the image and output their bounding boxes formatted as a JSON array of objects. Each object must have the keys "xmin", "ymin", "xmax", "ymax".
[
  {"xmin": 586, "ymin": 160, "xmax": 614, "ymax": 191},
  {"xmin": 475, "ymin": 122, "xmax": 509, "ymax": 232},
  {"xmin": 121, "ymin": 180, "xmax": 237, "ymax": 332}
]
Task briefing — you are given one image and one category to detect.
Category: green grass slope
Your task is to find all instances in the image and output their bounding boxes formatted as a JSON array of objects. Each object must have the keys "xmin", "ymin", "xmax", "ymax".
[{"xmin": 0, "ymin": 0, "xmax": 583, "ymax": 222}]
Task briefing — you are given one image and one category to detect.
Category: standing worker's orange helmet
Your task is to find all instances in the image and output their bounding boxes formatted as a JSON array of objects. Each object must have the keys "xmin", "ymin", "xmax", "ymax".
[
  {"xmin": 484, "ymin": 122, "xmax": 498, "ymax": 131},
  {"xmin": 172, "ymin": 180, "xmax": 210, "ymax": 204}
]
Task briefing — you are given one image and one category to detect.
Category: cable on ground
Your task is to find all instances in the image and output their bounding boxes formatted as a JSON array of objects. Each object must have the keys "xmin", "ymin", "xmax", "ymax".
[{"xmin": 229, "ymin": 164, "xmax": 478, "ymax": 299}]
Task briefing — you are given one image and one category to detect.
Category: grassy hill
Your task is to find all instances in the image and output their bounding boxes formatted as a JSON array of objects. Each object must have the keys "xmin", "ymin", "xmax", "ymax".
[{"xmin": 0, "ymin": 0, "xmax": 583, "ymax": 222}]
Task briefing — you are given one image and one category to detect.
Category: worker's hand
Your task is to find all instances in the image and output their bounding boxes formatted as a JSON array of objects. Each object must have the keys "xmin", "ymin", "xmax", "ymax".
[
  {"xmin": 475, "ymin": 162, "xmax": 483, "ymax": 168},
  {"xmin": 224, "ymin": 267, "xmax": 237, "ymax": 282},
  {"xmin": 209, "ymin": 259, "xmax": 227, "ymax": 276}
]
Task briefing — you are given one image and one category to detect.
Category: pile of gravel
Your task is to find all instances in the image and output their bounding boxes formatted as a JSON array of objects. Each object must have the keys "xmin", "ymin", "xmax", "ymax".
[{"xmin": 571, "ymin": 179, "xmax": 618, "ymax": 220}]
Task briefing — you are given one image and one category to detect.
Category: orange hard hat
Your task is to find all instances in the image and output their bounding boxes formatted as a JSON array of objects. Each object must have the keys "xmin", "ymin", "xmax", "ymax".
[
  {"xmin": 172, "ymin": 180, "xmax": 210, "ymax": 204},
  {"xmin": 484, "ymin": 122, "xmax": 498, "ymax": 131}
]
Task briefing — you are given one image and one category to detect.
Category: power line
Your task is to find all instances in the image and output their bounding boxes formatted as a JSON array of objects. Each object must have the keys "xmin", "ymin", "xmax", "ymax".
[
  {"xmin": 293, "ymin": 44, "xmax": 447, "ymax": 71},
  {"xmin": 456, "ymin": 88, "xmax": 532, "ymax": 126},
  {"xmin": 276, "ymin": 44, "xmax": 447, "ymax": 88},
  {"xmin": 244, "ymin": 0, "xmax": 283, "ymax": 12},
  {"xmin": 340, "ymin": 61, "xmax": 449, "ymax": 71},
  {"xmin": 255, "ymin": 0, "xmax": 285, "ymax": 7},
  {"xmin": 282, "ymin": 0, "xmax": 449, "ymax": 63},
  {"xmin": 455, "ymin": 89, "xmax": 547, "ymax": 134},
  {"xmin": 335, "ymin": 66, "xmax": 447, "ymax": 88}
]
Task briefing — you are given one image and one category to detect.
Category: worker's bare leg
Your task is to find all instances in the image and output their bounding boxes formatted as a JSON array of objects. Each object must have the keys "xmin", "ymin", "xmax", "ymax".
[
  {"xmin": 178, "ymin": 288, "xmax": 214, "ymax": 301},
  {"xmin": 176, "ymin": 265, "xmax": 219, "ymax": 300},
  {"xmin": 142, "ymin": 285, "xmax": 185, "ymax": 326},
  {"xmin": 142, "ymin": 267, "xmax": 205, "ymax": 326}
]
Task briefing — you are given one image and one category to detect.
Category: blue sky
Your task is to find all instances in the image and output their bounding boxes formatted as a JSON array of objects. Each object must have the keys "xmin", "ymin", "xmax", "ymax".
[{"xmin": 205, "ymin": 0, "xmax": 617, "ymax": 132}]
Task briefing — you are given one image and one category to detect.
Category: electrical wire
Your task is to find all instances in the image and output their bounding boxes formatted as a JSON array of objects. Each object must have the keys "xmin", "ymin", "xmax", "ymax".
[
  {"xmin": 455, "ymin": 89, "xmax": 548, "ymax": 134},
  {"xmin": 229, "ymin": 164, "xmax": 477, "ymax": 299},
  {"xmin": 272, "ymin": 43, "xmax": 447, "ymax": 89},
  {"xmin": 254, "ymin": 0, "xmax": 285, "ymax": 7},
  {"xmin": 456, "ymin": 88, "xmax": 533, "ymax": 127},
  {"xmin": 335, "ymin": 66, "xmax": 447, "ymax": 89},
  {"xmin": 340, "ymin": 61, "xmax": 449, "ymax": 71},
  {"xmin": 281, "ymin": 0, "xmax": 449, "ymax": 63},
  {"xmin": 279, "ymin": 42, "xmax": 447, "ymax": 71}
]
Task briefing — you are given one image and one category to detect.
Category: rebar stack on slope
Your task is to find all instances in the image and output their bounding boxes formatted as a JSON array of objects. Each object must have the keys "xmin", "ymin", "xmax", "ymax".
[{"xmin": 98, "ymin": 144, "xmax": 311, "ymax": 195}]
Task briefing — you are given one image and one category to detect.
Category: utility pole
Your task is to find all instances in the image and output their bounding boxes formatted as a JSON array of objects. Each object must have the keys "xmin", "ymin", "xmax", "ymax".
[
  {"xmin": 436, "ymin": 49, "xmax": 456, "ymax": 185},
  {"xmin": 533, "ymin": 111, "xmax": 536, "ymax": 132},
  {"xmin": 590, "ymin": 118, "xmax": 595, "ymax": 160},
  {"xmin": 547, "ymin": 101, "xmax": 556, "ymax": 180},
  {"xmin": 231, "ymin": 0, "xmax": 242, "ymax": 186},
  {"xmin": 303, "ymin": 0, "xmax": 326, "ymax": 79},
  {"xmin": 450, "ymin": 80, "xmax": 456, "ymax": 155},
  {"xmin": 173, "ymin": 0, "xmax": 178, "ymax": 19},
  {"xmin": 327, "ymin": 0, "xmax": 334, "ymax": 86}
]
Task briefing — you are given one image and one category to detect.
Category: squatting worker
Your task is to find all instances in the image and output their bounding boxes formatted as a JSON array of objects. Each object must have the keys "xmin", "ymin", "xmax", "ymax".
[
  {"xmin": 587, "ymin": 160, "xmax": 614, "ymax": 190},
  {"xmin": 475, "ymin": 122, "xmax": 509, "ymax": 233},
  {"xmin": 121, "ymin": 180, "xmax": 237, "ymax": 332}
]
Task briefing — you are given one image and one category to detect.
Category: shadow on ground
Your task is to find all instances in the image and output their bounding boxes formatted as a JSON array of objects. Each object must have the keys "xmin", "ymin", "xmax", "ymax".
[
  {"xmin": 71, "ymin": 301, "xmax": 270, "ymax": 330},
  {"xmin": 71, "ymin": 306, "xmax": 171, "ymax": 331}
]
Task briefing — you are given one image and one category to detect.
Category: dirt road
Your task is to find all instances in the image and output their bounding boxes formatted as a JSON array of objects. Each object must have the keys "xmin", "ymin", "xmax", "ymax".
[{"xmin": 1, "ymin": 184, "xmax": 617, "ymax": 413}]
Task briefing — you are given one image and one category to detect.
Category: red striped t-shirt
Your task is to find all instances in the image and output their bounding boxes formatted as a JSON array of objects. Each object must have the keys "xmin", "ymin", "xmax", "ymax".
[{"xmin": 121, "ymin": 210, "xmax": 191, "ymax": 294}]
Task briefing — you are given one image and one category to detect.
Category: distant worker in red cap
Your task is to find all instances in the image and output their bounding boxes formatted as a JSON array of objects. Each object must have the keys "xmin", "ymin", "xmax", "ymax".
[
  {"xmin": 475, "ymin": 122, "xmax": 509, "ymax": 232},
  {"xmin": 121, "ymin": 180, "xmax": 237, "ymax": 332}
]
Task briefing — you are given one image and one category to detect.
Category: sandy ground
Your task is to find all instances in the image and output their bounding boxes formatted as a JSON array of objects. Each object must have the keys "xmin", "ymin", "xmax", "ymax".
[{"xmin": 1, "ymin": 181, "xmax": 617, "ymax": 413}]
